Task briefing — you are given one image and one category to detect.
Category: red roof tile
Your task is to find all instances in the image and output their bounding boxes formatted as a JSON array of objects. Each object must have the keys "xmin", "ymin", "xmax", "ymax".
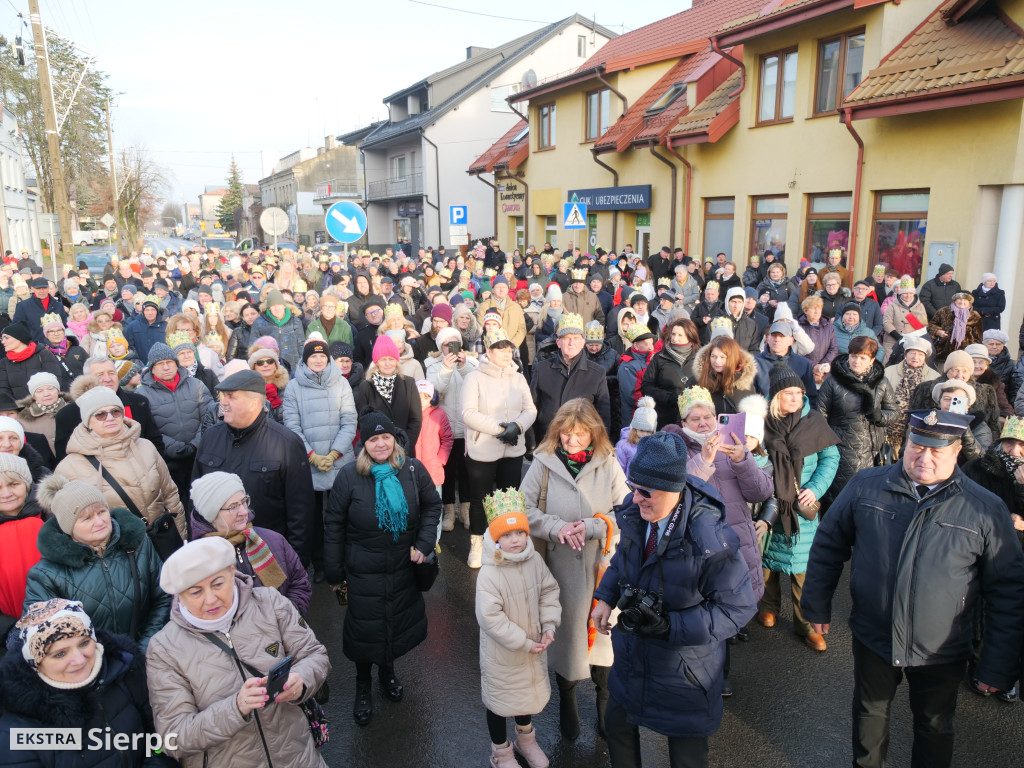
[
  {"xmin": 469, "ymin": 120, "xmax": 528, "ymax": 174},
  {"xmin": 715, "ymin": 0, "xmax": 855, "ymax": 45},
  {"xmin": 844, "ymin": 0, "xmax": 1024, "ymax": 111},
  {"xmin": 667, "ymin": 69, "xmax": 743, "ymax": 143}
]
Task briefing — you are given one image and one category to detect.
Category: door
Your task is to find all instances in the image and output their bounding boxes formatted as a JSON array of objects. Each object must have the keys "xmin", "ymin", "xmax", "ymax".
[{"xmin": 635, "ymin": 226, "xmax": 650, "ymax": 259}]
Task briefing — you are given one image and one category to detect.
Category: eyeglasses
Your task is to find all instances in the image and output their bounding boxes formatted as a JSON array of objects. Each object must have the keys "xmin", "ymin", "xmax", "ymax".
[
  {"xmin": 254, "ymin": 358, "xmax": 276, "ymax": 367},
  {"xmin": 93, "ymin": 408, "xmax": 123, "ymax": 422},
  {"xmin": 627, "ymin": 482, "xmax": 653, "ymax": 499},
  {"xmin": 220, "ymin": 495, "xmax": 251, "ymax": 515}
]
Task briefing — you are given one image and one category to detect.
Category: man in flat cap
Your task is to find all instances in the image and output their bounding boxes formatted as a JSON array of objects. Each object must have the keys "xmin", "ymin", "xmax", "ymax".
[{"xmin": 802, "ymin": 409, "xmax": 1024, "ymax": 768}]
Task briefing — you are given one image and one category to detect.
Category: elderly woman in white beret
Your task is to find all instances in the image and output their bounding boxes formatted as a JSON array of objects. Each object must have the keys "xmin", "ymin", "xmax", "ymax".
[
  {"xmin": 188, "ymin": 472, "xmax": 311, "ymax": 615},
  {"xmin": 146, "ymin": 537, "xmax": 331, "ymax": 768},
  {"xmin": 17, "ymin": 371, "xmax": 72, "ymax": 461}
]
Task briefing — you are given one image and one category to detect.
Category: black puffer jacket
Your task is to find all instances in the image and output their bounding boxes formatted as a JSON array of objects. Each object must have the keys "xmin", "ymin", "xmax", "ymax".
[
  {"xmin": 972, "ymin": 283, "xmax": 1006, "ymax": 331},
  {"xmin": 0, "ymin": 631, "xmax": 173, "ymax": 767},
  {"xmin": 816, "ymin": 356, "xmax": 897, "ymax": 506},
  {"xmin": 993, "ymin": 347, "xmax": 1022, "ymax": 403},
  {"xmin": 639, "ymin": 346, "xmax": 698, "ymax": 429},
  {"xmin": 690, "ymin": 343, "xmax": 758, "ymax": 416},
  {"xmin": 815, "ymin": 286, "xmax": 852, "ymax": 320},
  {"xmin": 0, "ymin": 346, "xmax": 68, "ymax": 400},
  {"xmin": 23, "ymin": 508, "xmax": 170, "ymax": 651},
  {"xmin": 323, "ymin": 458, "xmax": 440, "ymax": 667},
  {"xmin": 353, "ymin": 372, "xmax": 422, "ymax": 456}
]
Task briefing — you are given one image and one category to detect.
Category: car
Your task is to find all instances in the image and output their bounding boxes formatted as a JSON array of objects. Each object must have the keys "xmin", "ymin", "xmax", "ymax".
[{"xmin": 78, "ymin": 249, "xmax": 115, "ymax": 273}]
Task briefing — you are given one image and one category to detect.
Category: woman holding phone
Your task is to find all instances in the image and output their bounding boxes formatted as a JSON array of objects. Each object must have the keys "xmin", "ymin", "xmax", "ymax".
[{"xmin": 664, "ymin": 385, "xmax": 774, "ymax": 694}]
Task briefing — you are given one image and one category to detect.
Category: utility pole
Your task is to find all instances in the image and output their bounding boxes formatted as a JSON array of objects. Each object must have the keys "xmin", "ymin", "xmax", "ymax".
[
  {"xmin": 28, "ymin": 0, "xmax": 75, "ymax": 269},
  {"xmin": 105, "ymin": 99, "xmax": 122, "ymax": 256}
]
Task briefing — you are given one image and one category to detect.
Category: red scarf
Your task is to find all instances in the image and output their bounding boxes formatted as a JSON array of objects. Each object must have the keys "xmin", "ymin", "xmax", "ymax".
[
  {"xmin": 157, "ymin": 373, "xmax": 180, "ymax": 392},
  {"xmin": 39, "ymin": 296, "xmax": 50, "ymax": 310},
  {"xmin": 7, "ymin": 342, "xmax": 36, "ymax": 363},
  {"xmin": 265, "ymin": 382, "xmax": 282, "ymax": 409}
]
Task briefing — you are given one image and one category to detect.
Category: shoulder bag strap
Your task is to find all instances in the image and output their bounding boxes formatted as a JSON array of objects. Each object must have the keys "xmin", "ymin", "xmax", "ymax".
[
  {"xmin": 125, "ymin": 549, "xmax": 142, "ymax": 640},
  {"xmin": 538, "ymin": 465, "xmax": 549, "ymax": 514},
  {"xmin": 84, "ymin": 455, "xmax": 143, "ymax": 520}
]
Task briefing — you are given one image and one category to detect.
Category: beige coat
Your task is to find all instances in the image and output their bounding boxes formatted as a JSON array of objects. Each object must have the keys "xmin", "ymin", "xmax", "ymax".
[
  {"xmin": 146, "ymin": 574, "xmax": 331, "ymax": 768},
  {"xmin": 461, "ymin": 360, "xmax": 536, "ymax": 462},
  {"xmin": 562, "ymin": 287, "xmax": 604, "ymax": 324},
  {"xmin": 521, "ymin": 450, "xmax": 629, "ymax": 679},
  {"xmin": 881, "ymin": 298, "xmax": 928, "ymax": 360},
  {"xmin": 17, "ymin": 392, "xmax": 73, "ymax": 454},
  {"xmin": 476, "ymin": 535, "xmax": 561, "ymax": 717},
  {"xmin": 477, "ymin": 297, "xmax": 527, "ymax": 347},
  {"xmin": 55, "ymin": 419, "xmax": 187, "ymax": 538}
]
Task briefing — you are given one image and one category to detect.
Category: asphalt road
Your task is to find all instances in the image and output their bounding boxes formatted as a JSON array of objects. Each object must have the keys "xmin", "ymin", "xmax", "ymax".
[
  {"xmin": 143, "ymin": 237, "xmax": 195, "ymax": 253},
  {"xmin": 304, "ymin": 525, "xmax": 1024, "ymax": 768}
]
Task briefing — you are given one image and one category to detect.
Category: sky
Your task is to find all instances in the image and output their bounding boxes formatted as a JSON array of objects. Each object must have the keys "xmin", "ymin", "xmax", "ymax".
[{"xmin": 1, "ymin": 0, "xmax": 692, "ymax": 208}]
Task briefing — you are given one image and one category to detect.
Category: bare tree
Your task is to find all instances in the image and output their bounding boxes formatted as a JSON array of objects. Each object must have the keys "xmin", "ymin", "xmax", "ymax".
[{"xmin": 117, "ymin": 147, "xmax": 168, "ymax": 249}]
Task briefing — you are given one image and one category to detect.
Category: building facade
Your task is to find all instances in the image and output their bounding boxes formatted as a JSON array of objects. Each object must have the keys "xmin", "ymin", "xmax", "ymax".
[{"xmin": 0, "ymin": 106, "xmax": 41, "ymax": 257}]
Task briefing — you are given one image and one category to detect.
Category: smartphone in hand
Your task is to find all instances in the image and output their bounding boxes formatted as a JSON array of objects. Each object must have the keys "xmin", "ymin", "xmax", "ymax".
[
  {"xmin": 716, "ymin": 413, "xmax": 746, "ymax": 443},
  {"xmin": 265, "ymin": 655, "xmax": 293, "ymax": 701}
]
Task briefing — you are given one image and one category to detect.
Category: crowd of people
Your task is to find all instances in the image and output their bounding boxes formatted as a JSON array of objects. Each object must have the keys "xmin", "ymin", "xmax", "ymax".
[{"xmin": 0, "ymin": 240, "xmax": 1022, "ymax": 768}]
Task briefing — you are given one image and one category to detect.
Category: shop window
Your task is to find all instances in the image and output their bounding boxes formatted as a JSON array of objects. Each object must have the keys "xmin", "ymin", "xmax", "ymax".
[
  {"xmin": 585, "ymin": 88, "xmax": 611, "ymax": 141},
  {"xmin": 394, "ymin": 218, "xmax": 410, "ymax": 243},
  {"xmin": 750, "ymin": 196, "xmax": 788, "ymax": 262},
  {"xmin": 871, "ymin": 191, "xmax": 929, "ymax": 281},
  {"xmin": 805, "ymin": 194, "xmax": 852, "ymax": 262},
  {"xmin": 758, "ymin": 49, "xmax": 798, "ymax": 124},
  {"xmin": 538, "ymin": 104, "xmax": 556, "ymax": 149},
  {"xmin": 703, "ymin": 198, "xmax": 734, "ymax": 262},
  {"xmin": 814, "ymin": 31, "xmax": 865, "ymax": 115},
  {"xmin": 544, "ymin": 215, "xmax": 558, "ymax": 250}
]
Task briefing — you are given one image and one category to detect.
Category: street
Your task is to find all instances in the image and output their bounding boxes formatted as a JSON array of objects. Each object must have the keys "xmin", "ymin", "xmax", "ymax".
[{"xmin": 305, "ymin": 525, "xmax": 1024, "ymax": 768}]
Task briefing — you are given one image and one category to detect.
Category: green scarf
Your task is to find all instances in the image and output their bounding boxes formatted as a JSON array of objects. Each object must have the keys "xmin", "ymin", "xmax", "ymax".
[
  {"xmin": 370, "ymin": 460, "xmax": 408, "ymax": 541},
  {"xmin": 267, "ymin": 307, "xmax": 292, "ymax": 327}
]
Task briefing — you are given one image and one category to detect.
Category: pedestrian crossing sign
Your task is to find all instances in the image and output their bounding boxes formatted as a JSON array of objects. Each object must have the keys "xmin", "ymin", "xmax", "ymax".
[{"xmin": 564, "ymin": 202, "xmax": 587, "ymax": 229}]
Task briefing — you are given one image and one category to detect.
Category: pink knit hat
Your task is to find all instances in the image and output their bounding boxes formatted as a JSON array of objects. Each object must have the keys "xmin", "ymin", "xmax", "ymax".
[{"xmin": 372, "ymin": 334, "xmax": 400, "ymax": 363}]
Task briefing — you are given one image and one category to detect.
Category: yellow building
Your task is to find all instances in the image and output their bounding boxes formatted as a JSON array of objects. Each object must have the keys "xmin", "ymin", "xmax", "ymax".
[{"xmin": 471, "ymin": 0, "xmax": 1024, "ymax": 344}]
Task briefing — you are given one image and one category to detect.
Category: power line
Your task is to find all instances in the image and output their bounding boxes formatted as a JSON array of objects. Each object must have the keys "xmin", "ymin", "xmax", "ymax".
[{"xmin": 406, "ymin": 0, "xmax": 631, "ymax": 30}]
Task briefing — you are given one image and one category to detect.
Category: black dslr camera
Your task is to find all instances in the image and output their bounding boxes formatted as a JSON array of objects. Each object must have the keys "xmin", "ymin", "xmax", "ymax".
[{"xmin": 616, "ymin": 584, "xmax": 664, "ymax": 635}]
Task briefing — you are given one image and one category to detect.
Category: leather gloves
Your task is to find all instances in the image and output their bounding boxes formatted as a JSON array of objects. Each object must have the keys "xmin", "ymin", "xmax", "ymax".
[
  {"xmin": 176, "ymin": 444, "xmax": 196, "ymax": 458},
  {"xmin": 632, "ymin": 603, "xmax": 671, "ymax": 641},
  {"xmin": 496, "ymin": 422, "xmax": 521, "ymax": 446}
]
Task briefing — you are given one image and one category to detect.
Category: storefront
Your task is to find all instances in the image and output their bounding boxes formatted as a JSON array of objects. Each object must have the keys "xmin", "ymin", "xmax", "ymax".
[{"xmin": 566, "ymin": 184, "xmax": 652, "ymax": 255}]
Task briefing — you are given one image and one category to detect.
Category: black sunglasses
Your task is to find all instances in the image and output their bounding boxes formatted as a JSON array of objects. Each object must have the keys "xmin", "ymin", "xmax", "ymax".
[{"xmin": 627, "ymin": 482, "xmax": 653, "ymax": 499}]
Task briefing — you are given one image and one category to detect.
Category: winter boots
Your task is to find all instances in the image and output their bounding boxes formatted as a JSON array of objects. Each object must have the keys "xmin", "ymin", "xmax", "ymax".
[
  {"xmin": 441, "ymin": 503, "xmax": 456, "ymax": 532},
  {"xmin": 513, "ymin": 725, "xmax": 549, "ymax": 768},
  {"xmin": 468, "ymin": 534, "xmax": 483, "ymax": 569},
  {"xmin": 459, "ymin": 501, "xmax": 471, "ymax": 530},
  {"xmin": 489, "ymin": 741, "xmax": 517, "ymax": 768}
]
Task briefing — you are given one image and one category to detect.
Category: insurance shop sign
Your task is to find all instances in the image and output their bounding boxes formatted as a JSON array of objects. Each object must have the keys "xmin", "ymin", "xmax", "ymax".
[{"xmin": 566, "ymin": 185, "xmax": 651, "ymax": 211}]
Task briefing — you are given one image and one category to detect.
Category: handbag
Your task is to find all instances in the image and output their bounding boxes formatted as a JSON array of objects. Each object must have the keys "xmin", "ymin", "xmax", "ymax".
[
  {"xmin": 85, "ymin": 455, "xmax": 184, "ymax": 561},
  {"xmin": 793, "ymin": 480, "xmax": 820, "ymax": 521},
  {"xmin": 202, "ymin": 634, "xmax": 329, "ymax": 749},
  {"xmin": 413, "ymin": 547, "xmax": 439, "ymax": 592}
]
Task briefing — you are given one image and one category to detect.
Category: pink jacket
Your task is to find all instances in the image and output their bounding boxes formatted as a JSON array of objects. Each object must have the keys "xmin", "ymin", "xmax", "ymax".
[{"xmin": 416, "ymin": 405, "xmax": 454, "ymax": 486}]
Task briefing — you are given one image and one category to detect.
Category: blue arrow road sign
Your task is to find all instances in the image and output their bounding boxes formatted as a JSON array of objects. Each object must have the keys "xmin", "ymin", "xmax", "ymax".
[
  {"xmin": 449, "ymin": 205, "xmax": 467, "ymax": 226},
  {"xmin": 563, "ymin": 202, "xmax": 587, "ymax": 229},
  {"xmin": 325, "ymin": 201, "xmax": 367, "ymax": 244}
]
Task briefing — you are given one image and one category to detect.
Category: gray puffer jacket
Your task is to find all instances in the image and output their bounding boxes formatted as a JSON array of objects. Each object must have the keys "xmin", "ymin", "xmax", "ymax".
[
  {"xmin": 281, "ymin": 361, "xmax": 358, "ymax": 491},
  {"xmin": 136, "ymin": 366, "xmax": 213, "ymax": 455}
]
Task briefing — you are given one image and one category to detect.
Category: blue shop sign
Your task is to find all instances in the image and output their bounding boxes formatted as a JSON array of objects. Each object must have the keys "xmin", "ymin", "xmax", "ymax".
[{"xmin": 566, "ymin": 185, "xmax": 651, "ymax": 211}]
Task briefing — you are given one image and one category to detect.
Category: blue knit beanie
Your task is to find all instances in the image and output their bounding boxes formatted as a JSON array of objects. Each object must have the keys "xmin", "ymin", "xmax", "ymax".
[{"xmin": 628, "ymin": 431, "xmax": 688, "ymax": 492}]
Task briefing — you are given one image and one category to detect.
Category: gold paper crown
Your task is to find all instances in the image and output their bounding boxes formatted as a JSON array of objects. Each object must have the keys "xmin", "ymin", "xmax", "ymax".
[
  {"xmin": 384, "ymin": 303, "xmax": 404, "ymax": 319},
  {"xmin": 559, "ymin": 258, "xmax": 573, "ymax": 270},
  {"xmin": 207, "ymin": 301, "xmax": 221, "ymax": 314},
  {"xmin": 166, "ymin": 331, "xmax": 192, "ymax": 349},
  {"xmin": 103, "ymin": 328, "xmax": 127, "ymax": 344},
  {"xmin": 440, "ymin": 268, "xmax": 453, "ymax": 278},
  {"xmin": 1001, "ymin": 415, "xmax": 1024, "ymax": 443},
  {"xmin": 705, "ymin": 280, "xmax": 720, "ymax": 292},
  {"xmin": 483, "ymin": 487, "xmax": 526, "ymax": 524},
  {"xmin": 484, "ymin": 268, "xmax": 496, "ymax": 277},
  {"xmin": 873, "ymin": 264, "xmax": 886, "ymax": 275},
  {"xmin": 204, "ymin": 331, "xmax": 222, "ymax": 346},
  {"xmin": 39, "ymin": 312, "xmax": 63, "ymax": 329},
  {"xmin": 657, "ymin": 277, "xmax": 671, "ymax": 287},
  {"xmin": 571, "ymin": 268, "xmax": 589, "ymax": 281},
  {"xmin": 557, "ymin": 312, "xmax": 584, "ymax": 337},
  {"xmin": 677, "ymin": 386, "xmax": 716, "ymax": 419},
  {"xmin": 710, "ymin": 316, "xmax": 733, "ymax": 335},
  {"xmin": 584, "ymin": 320, "xmax": 605, "ymax": 343},
  {"xmin": 625, "ymin": 324, "xmax": 652, "ymax": 343},
  {"xmin": 483, "ymin": 328, "xmax": 510, "ymax": 347},
  {"xmin": 829, "ymin": 247, "xmax": 844, "ymax": 258},
  {"xmin": 898, "ymin": 275, "xmax": 916, "ymax": 292},
  {"xmin": 458, "ymin": 272, "xmax": 470, "ymax": 283},
  {"xmin": 292, "ymin": 280, "xmax": 307, "ymax": 293}
]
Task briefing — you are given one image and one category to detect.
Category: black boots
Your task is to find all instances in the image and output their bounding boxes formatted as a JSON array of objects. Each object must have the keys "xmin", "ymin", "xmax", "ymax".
[
  {"xmin": 380, "ymin": 666, "xmax": 403, "ymax": 702},
  {"xmin": 591, "ymin": 665, "xmax": 611, "ymax": 739},
  {"xmin": 556, "ymin": 674, "xmax": 581, "ymax": 740},
  {"xmin": 353, "ymin": 679, "xmax": 372, "ymax": 726}
]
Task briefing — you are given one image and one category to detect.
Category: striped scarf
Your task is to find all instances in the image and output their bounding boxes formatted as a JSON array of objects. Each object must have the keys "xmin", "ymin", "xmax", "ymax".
[{"xmin": 206, "ymin": 529, "xmax": 286, "ymax": 590}]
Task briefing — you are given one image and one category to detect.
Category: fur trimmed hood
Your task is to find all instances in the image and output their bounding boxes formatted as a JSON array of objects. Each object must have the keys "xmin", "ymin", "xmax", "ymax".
[
  {"xmin": 68, "ymin": 374, "xmax": 103, "ymax": 401},
  {"xmin": 35, "ymin": 506, "xmax": 146, "ymax": 568},
  {"xmin": 692, "ymin": 343, "xmax": 757, "ymax": 392}
]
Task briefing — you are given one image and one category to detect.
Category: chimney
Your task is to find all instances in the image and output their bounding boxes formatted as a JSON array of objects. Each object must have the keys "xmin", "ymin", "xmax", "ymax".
[
  {"xmin": 325, "ymin": 135, "xmax": 335, "ymax": 151},
  {"xmin": 466, "ymin": 46, "xmax": 488, "ymax": 60},
  {"xmin": 317, "ymin": 147, "xmax": 325, "ymax": 156}
]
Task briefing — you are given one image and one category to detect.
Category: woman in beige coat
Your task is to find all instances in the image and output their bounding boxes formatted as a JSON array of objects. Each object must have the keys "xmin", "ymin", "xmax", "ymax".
[
  {"xmin": 461, "ymin": 328, "xmax": 537, "ymax": 568},
  {"xmin": 147, "ymin": 537, "xmax": 331, "ymax": 768},
  {"xmin": 54, "ymin": 384, "xmax": 186, "ymax": 538},
  {"xmin": 881, "ymin": 276, "xmax": 928, "ymax": 361},
  {"xmin": 520, "ymin": 398, "xmax": 629, "ymax": 741}
]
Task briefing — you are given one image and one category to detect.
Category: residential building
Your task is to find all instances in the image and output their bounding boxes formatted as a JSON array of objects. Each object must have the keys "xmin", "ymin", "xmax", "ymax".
[
  {"xmin": 198, "ymin": 187, "xmax": 227, "ymax": 231},
  {"xmin": 0, "ymin": 105, "xmax": 41, "ymax": 258},
  {"xmin": 361, "ymin": 15, "xmax": 616, "ymax": 254}
]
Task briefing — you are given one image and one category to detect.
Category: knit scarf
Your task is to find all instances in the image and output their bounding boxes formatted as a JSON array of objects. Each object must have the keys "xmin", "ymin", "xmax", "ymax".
[
  {"xmin": 370, "ymin": 460, "xmax": 408, "ymax": 542},
  {"xmin": 764, "ymin": 405, "xmax": 838, "ymax": 536},
  {"xmin": 665, "ymin": 342, "xmax": 694, "ymax": 369},
  {"xmin": 47, "ymin": 340, "xmax": 69, "ymax": 357},
  {"xmin": 265, "ymin": 382, "xmax": 281, "ymax": 410},
  {"xmin": 34, "ymin": 401, "xmax": 62, "ymax": 416},
  {"xmin": 951, "ymin": 305, "xmax": 970, "ymax": 347},
  {"xmin": 267, "ymin": 308, "xmax": 292, "ymax": 327},
  {"xmin": 556, "ymin": 444, "xmax": 594, "ymax": 478},
  {"xmin": 39, "ymin": 643, "xmax": 104, "ymax": 690},
  {"xmin": 372, "ymin": 372, "xmax": 396, "ymax": 404},
  {"xmin": 186, "ymin": 361, "xmax": 199, "ymax": 377},
  {"xmin": 7, "ymin": 342, "xmax": 35, "ymax": 363},
  {"xmin": 205, "ymin": 529, "xmax": 286, "ymax": 589},
  {"xmin": 998, "ymin": 449, "xmax": 1024, "ymax": 480}
]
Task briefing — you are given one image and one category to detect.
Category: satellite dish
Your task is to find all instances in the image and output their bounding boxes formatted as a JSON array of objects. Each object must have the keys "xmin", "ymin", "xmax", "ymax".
[
  {"xmin": 260, "ymin": 207, "xmax": 289, "ymax": 237},
  {"xmin": 520, "ymin": 69, "xmax": 537, "ymax": 89}
]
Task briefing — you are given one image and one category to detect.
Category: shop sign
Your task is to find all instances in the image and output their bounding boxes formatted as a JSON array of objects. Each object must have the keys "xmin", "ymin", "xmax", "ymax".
[
  {"xmin": 499, "ymin": 182, "xmax": 524, "ymax": 214},
  {"xmin": 398, "ymin": 201, "xmax": 423, "ymax": 217},
  {"xmin": 567, "ymin": 185, "xmax": 651, "ymax": 211}
]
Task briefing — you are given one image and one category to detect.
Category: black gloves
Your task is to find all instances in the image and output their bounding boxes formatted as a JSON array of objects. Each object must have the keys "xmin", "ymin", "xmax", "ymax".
[
  {"xmin": 889, "ymin": 330, "xmax": 902, "ymax": 341},
  {"xmin": 496, "ymin": 422, "xmax": 521, "ymax": 446},
  {"xmin": 632, "ymin": 603, "xmax": 671, "ymax": 641},
  {"xmin": 176, "ymin": 444, "xmax": 196, "ymax": 458},
  {"xmin": 867, "ymin": 407, "xmax": 884, "ymax": 425}
]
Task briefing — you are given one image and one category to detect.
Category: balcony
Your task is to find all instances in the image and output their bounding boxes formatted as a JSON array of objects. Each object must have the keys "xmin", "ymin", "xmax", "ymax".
[
  {"xmin": 367, "ymin": 172, "xmax": 423, "ymax": 202},
  {"xmin": 313, "ymin": 179, "xmax": 363, "ymax": 204}
]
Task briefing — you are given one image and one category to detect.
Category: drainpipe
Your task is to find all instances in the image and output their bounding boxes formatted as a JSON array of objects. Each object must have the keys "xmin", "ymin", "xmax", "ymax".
[
  {"xmin": 591, "ymin": 149, "xmax": 618, "ymax": 251},
  {"xmin": 507, "ymin": 100, "xmax": 530, "ymax": 124},
  {"xmin": 497, "ymin": 169, "xmax": 529, "ymax": 248},
  {"xmin": 596, "ymin": 66, "xmax": 629, "ymax": 116},
  {"xmin": 840, "ymin": 108, "xmax": 864, "ymax": 277},
  {"xmin": 710, "ymin": 36, "xmax": 745, "ymax": 100},
  {"xmin": 663, "ymin": 143, "xmax": 692, "ymax": 257},
  {"xmin": 473, "ymin": 172, "xmax": 497, "ymax": 253},
  {"xmin": 421, "ymin": 130, "xmax": 442, "ymax": 249},
  {"xmin": 648, "ymin": 144, "xmax": 677, "ymax": 248}
]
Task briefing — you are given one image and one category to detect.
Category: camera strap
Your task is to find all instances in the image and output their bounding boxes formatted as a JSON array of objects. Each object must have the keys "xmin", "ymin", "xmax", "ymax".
[{"xmin": 656, "ymin": 488, "xmax": 689, "ymax": 559}]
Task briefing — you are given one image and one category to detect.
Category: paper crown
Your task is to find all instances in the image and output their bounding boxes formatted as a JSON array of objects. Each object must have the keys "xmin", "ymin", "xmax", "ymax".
[
  {"xmin": 103, "ymin": 328, "xmax": 127, "ymax": 344},
  {"xmin": 657, "ymin": 277, "xmax": 671, "ymax": 287},
  {"xmin": 557, "ymin": 312, "xmax": 585, "ymax": 337},
  {"xmin": 709, "ymin": 316, "xmax": 734, "ymax": 338},
  {"xmin": 559, "ymin": 258, "xmax": 574, "ymax": 270},
  {"xmin": 503, "ymin": 263, "xmax": 515, "ymax": 273},
  {"xmin": 484, "ymin": 268, "xmax": 496, "ymax": 277},
  {"xmin": 483, "ymin": 487, "xmax": 526, "ymax": 524},
  {"xmin": 705, "ymin": 280, "xmax": 720, "ymax": 292},
  {"xmin": 1001, "ymin": 415, "xmax": 1024, "ymax": 443},
  {"xmin": 292, "ymin": 280, "xmax": 307, "ymax": 293},
  {"xmin": 829, "ymin": 247, "xmax": 844, "ymax": 258},
  {"xmin": 458, "ymin": 272, "xmax": 471, "ymax": 283},
  {"xmin": 439, "ymin": 268, "xmax": 453, "ymax": 278},
  {"xmin": 165, "ymin": 330, "xmax": 192, "ymax": 350},
  {"xmin": 207, "ymin": 301, "xmax": 221, "ymax": 314},
  {"xmin": 483, "ymin": 328, "xmax": 510, "ymax": 347},
  {"xmin": 584, "ymin": 320, "xmax": 605, "ymax": 343},
  {"xmin": 873, "ymin": 264, "xmax": 886, "ymax": 276},
  {"xmin": 571, "ymin": 268, "xmax": 589, "ymax": 281},
  {"xmin": 39, "ymin": 312, "xmax": 63, "ymax": 330},
  {"xmin": 677, "ymin": 385, "xmax": 716, "ymax": 419},
  {"xmin": 898, "ymin": 275, "xmax": 916, "ymax": 293},
  {"xmin": 204, "ymin": 331, "xmax": 223, "ymax": 346},
  {"xmin": 384, "ymin": 303, "xmax": 404, "ymax": 319},
  {"xmin": 625, "ymin": 324, "xmax": 654, "ymax": 343}
]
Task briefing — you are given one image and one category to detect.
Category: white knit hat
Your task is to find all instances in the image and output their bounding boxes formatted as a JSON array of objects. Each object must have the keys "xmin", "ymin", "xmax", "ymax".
[
  {"xmin": 190, "ymin": 471, "xmax": 247, "ymax": 524},
  {"xmin": 738, "ymin": 395, "xmax": 769, "ymax": 444},
  {"xmin": 0, "ymin": 452, "xmax": 32, "ymax": 488},
  {"xmin": 434, "ymin": 327, "xmax": 462, "ymax": 351},
  {"xmin": 630, "ymin": 396, "xmax": 657, "ymax": 433},
  {"xmin": 0, "ymin": 415, "xmax": 25, "ymax": 443},
  {"xmin": 546, "ymin": 284, "xmax": 562, "ymax": 302},
  {"xmin": 27, "ymin": 372, "xmax": 60, "ymax": 396},
  {"xmin": 159, "ymin": 537, "xmax": 237, "ymax": 595}
]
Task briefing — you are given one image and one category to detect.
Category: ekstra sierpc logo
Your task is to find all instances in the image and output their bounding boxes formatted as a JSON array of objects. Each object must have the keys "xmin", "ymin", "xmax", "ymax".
[{"xmin": 10, "ymin": 728, "xmax": 177, "ymax": 755}]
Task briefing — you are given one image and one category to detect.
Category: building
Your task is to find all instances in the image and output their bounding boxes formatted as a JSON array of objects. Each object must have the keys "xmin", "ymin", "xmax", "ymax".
[
  {"xmin": 474, "ymin": 0, "xmax": 1024, "ymax": 342},
  {"xmin": 361, "ymin": 15, "xmax": 617, "ymax": 254},
  {"xmin": 259, "ymin": 136, "xmax": 362, "ymax": 247},
  {"xmin": 198, "ymin": 187, "xmax": 227, "ymax": 232},
  {"xmin": 0, "ymin": 105, "xmax": 41, "ymax": 258}
]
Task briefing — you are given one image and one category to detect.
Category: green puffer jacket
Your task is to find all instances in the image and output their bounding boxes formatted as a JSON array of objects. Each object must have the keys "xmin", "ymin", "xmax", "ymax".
[{"xmin": 24, "ymin": 507, "xmax": 170, "ymax": 650}]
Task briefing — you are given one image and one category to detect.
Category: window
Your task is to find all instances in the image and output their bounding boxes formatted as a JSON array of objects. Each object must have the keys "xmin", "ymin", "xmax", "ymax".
[
  {"xmin": 703, "ymin": 198, "xmax": 734, "ymax": 262},
  {"xmin": 585, "ymin": 88, "xmax": 611, "ymax": 141},
  {"xmin": 805, "ymin": 194, "xmax": 852, "ymax": 262},
  {"xmin": 508, "ymin": 125, "xmax": 529, "ymax": 146},
  {"xmin": 814, "ymin": 31, "xmax": 866, "ymax": 114},
  {"xmin": 750, "ymin": 196, "xmax": 788, "ymax": 260},
  {"xmin": 578, "ymin": 35, "xmax": 587, "ymax": 58},
  {"xmin": 871, "ymin": 191, "xmax": 929, "ymax": 281},
  {"xmin": 390, "ymin": 155, "xmax": 406, "ymax": 180},
  {"xmin": 544, "ymin": 215, "xmax": 558, "ymax": 249},
  {"xmin": 645, "ymin": 83, "xmax": 686, "ymax": 117},
  {"xmin": 514, "ymin": 216, "xmax": 525, "ymax": 252},
  {"xmin": 394, "ymin": 218, "xmax": 410, "ymax": 243},
  {"xmin": 538, "ymin": 104, "xmax": 556, "ymax": 149},
  {"xmin": 758, "ymin": 49, "xmax": 798, "ymax": 124},
  {"xmin": 490, "ymin": 83, "xmax": 520, "ymax": 113}
]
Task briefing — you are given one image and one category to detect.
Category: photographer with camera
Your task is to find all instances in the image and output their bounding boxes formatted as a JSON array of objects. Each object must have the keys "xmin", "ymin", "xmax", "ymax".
[{"xmin": 591, "ymin": 431, "xmax": 757, "ymax": 768}]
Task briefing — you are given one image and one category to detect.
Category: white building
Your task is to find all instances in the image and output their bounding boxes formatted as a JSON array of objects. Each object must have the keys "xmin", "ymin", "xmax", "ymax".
[
  {"xmin": 360, "ymin": 15, "xmax": 616, "ymax": 252},
  {"xmin": 0, "ymin": 106, "xmax": 41, "ymax": 258}
]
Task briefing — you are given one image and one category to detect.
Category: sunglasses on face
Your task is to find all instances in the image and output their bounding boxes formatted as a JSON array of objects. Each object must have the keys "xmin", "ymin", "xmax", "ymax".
[
  {"xmin": 254, "ymin": 358, "xmax": 276, "ymax": 367},
  {"xmin": 93, "ymin": 408, "xmax": 123, "ymax": 422},
  {"xmin": 627, "ymin": 482, "xmax": 653, "ymax": 499}
]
